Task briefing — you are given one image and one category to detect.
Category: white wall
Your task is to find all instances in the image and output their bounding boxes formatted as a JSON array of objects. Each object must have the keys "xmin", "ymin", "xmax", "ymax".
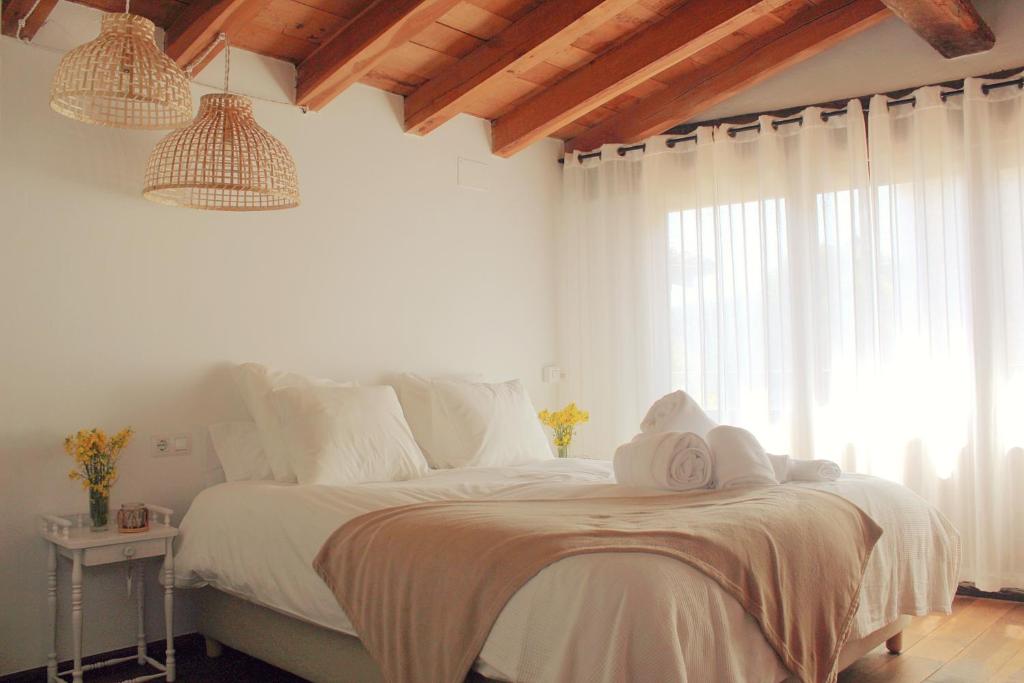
[
  {"xmin": 0, "ymin": 4, "xmax": 562, "ymax": 674},
  {"xmin": 693, "ymin": 0, "xmax": 1024, "ymax": 123}
]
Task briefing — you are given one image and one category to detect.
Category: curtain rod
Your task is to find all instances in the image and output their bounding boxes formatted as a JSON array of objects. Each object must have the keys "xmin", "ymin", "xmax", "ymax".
[{"xmin": 560, "ymin": 75, "xmax": 1024, "ymax": 166}]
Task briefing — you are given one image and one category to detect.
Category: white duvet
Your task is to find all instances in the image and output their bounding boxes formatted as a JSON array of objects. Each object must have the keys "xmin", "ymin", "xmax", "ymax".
[{"xmin": 174, "ymin": 459, "xmax": 960, "ymax": 683}]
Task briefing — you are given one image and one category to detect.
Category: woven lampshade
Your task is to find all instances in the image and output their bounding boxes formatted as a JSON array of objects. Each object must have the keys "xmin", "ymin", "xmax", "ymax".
[
  {"xmin": 50, "ymin": 13, "xmax": 192, "ymax": 129},
  {"xmin": 143, "ymin": 93, "xmax": 300, "ymax": 211}
]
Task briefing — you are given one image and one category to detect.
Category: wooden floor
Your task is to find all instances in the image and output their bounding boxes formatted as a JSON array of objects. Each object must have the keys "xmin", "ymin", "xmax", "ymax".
[
  {"xmin": 839, "ymin": 597, "xmax": 1024, "ymax": 683},
  {"xmin": 23, "ymin": 597, "xmax": 1023, "ymax": 682}
]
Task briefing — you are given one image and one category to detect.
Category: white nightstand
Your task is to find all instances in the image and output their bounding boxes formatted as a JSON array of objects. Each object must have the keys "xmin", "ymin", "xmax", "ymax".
[{"xmin": 38, "ymin": 506, "xmax": 178, "ymax": 683}]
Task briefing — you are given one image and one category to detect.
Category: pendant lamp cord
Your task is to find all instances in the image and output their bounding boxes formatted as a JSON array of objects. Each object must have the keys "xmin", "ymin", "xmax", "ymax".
[
  {"xmin": 223, "ymin": 34, "xmax": 230, "ymax": 92},
  {"xmin": 15, "ymin": 0, "xmax": 45, "ymax": 41},
  {"xmin": 185, "ymin": 32, "xmax": 229, "ymax": 86}
]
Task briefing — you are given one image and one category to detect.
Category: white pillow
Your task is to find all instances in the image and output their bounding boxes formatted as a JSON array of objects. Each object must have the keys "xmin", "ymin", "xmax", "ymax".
[
  {"xmin": 393, "ymin": 373, "xmax": 481, "ymax": 466},
  {"xmin": 208, "ymin": 421, "xmax": 274, "ymax": 482},
  {"xmin": 231, "ymin": 363, "xmax": 356, "ymax": 482},
  {"xmin": 268, "ymin": 384, "xmax": 430, "ymax": 486},
  {"xmin": 430, "ymin": 379, "xmax": 552, "ymax": 468}
]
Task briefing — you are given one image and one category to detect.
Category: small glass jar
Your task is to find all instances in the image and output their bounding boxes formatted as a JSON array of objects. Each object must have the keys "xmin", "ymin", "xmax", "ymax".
[{"xmin": 117, "ymin": 503, "xmax": 149, "ymax": 534}]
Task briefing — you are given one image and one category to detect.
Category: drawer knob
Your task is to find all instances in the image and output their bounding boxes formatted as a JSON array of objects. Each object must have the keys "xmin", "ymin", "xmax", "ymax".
[{"xmin": 123, "ymin": 546, "xmax": 136, "ymax": 558}]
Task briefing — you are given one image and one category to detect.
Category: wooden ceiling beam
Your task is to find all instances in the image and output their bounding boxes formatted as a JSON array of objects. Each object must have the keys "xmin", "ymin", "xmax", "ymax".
[
  {"xmin": 164, "ymin": 0, "xmax": 272, "ymax": 76},
  {"xmin": 879, "ymin": 0, "xmax": 993, "ymax": 58},
  {"xmin": 404, "ymin": 0, "xmax": 637, "ymax": 136},
  {"xmin": 565, "ymin": 0, "xmax": 890, "ymax": 153},
  {"xmin": 1, "ymin": 0, "xmax": 59, "ymax": 41},
  {"xmin": 489, "ymin": 0, "xmax": 794, "ymax": 158},
  {"xmin": 296, "ymin": 0, "xmax": 462, "ymax": 112}
]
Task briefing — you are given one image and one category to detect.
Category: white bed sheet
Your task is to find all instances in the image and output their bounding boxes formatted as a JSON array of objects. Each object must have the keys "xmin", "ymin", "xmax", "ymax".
[{"xmin": 174, "ymin": 458, "xmax": 960, "ymax": 683}]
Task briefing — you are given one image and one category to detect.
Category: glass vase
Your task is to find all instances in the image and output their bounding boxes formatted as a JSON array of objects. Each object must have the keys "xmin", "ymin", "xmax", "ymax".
[
  {"xmin": 557, "ymin": 444, "xmax": 569, "ymax": 458},
  {"xmin": 89, "ymin": 489, "xmax": 110, "ymax": 531}
]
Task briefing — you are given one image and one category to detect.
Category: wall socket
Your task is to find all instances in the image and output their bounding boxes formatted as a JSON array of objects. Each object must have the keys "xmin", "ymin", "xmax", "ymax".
[
  {"xmin": 542, "ymin": 365, "xmax": 565, "ymax": 383},
  {"xmin": 151, "ymin": 434, "xmax": 191, "ymax": 457}
]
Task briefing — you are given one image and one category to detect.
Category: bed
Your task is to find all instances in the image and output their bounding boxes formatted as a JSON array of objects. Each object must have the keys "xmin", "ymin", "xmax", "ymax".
[{"xmin": 174, "ymin": 457, "xmax": 959, "ymax": 682}]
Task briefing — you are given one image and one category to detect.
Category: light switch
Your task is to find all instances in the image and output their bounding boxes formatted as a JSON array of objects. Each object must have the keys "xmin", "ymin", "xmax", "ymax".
[{"xmin": 173, "ymin": 434, "xmax": 191, "ymax": 455}]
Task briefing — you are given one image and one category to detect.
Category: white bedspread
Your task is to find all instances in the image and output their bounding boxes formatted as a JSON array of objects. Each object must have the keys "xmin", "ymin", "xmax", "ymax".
[{"xmin": 174, "ymin": 459, "xmax": 960, "ymax": 683}]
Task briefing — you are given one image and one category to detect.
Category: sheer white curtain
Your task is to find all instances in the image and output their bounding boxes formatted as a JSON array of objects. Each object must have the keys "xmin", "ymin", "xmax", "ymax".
[
  {"xmin": 866, "ymin": 80, "xmax": 1024, "ymax": 591},
  {"xmin": 561, "ymin": 104, "xmax": 870, "ymax": 459},
  {"xmin": 560, "ymin": 79, "xmax": 1024, "ymax": 591},
  {"xmin": 559, "ymin": 144, "xmax": 672, "ymax": 456}
]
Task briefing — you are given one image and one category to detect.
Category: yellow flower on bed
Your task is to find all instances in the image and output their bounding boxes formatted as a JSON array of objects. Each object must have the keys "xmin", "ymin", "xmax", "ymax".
[{"xmin": 538, "ymin": 403, "xmax": 589, "ymax": 457}]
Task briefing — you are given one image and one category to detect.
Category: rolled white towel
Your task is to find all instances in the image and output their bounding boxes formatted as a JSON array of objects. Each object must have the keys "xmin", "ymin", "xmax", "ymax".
[
  {"xmin": 705, "ymin": 426, "xmax": 777, "ymax": 490},
  {"xmin": 640, "ymin": 390, "xmax": 717, "ymax": 437},
  {"xmin": 768, "ymin": 454, "xmax": 841, "ymax": 483},
  {"xmin": 767, "ymin": 453, "xmax": 789, "ymax": 482},
  {"xmin": 613, "ymin": 432, "xmax": 714, "ymax": 491}
]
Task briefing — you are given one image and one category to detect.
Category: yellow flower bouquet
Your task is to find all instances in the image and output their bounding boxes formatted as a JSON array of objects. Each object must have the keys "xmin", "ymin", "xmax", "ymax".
[
  {"xmin": 538, "ymin": 403, "xmax": 589, "ymax": 458},
  {"xmin": 64, "ymin": 427, "xmax": 133, "ymax": 531}
]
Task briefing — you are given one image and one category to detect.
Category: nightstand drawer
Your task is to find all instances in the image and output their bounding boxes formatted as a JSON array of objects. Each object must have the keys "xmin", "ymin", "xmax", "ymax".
[{"xmin": 78, "ymin": 539, "xmax": 167, "ymax": 566}]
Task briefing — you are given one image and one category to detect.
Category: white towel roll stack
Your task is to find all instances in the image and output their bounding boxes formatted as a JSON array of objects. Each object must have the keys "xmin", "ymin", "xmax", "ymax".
[
  {"xmin": 639, "ymin": 390, "xmax": 718, "ymax": 437},
  {"xmin": 613, "ymin": 431, "xmax": 714, "ymax": 491}
]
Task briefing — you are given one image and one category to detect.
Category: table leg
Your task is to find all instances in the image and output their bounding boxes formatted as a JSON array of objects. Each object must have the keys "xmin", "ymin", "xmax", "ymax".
[
  {"xmin": 47, "ymin": 543, "xmax": 57, "ymax": 682},
  {"xmin": 136, "ymin": 562, "xmax": 146, "ymax": 664},
  {"xmin": 164, "ymin": 538, "xmax": 175, "ymax": 681},
  {"xmin": 71, "ymin": 549, "xmax": 83, "ymax": 683}
]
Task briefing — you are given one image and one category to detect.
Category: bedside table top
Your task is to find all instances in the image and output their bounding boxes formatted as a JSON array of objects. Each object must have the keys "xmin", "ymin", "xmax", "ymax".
[
  {"xmin": 39, "ymin": 510, "xmax": 178, "ymax": 550},
  {"xmin": 40, "ymin": 524, "xmax": 178, "ymax": 550}
]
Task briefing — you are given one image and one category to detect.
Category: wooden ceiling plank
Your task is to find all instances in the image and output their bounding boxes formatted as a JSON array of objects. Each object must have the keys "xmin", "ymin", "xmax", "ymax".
[
  {"xmin": 461, "ymin": 0, "xmax": 539, "ymax": 24},
  {"xmin": 405, "ymin": 0, "xmax": 636, "ymax": 136},
  {"xmin": 232, "ymin": 20, "xmax": 317, "ymax": 63},
  {"xmin": 2, "ymin": 0, "xmax": 59, "ymax": 40},
  {"xmin": 490, "ymin": 0, "xmax": 792, "ymax": 158},
  {"xmin": 164, "ymin": 0, "xmax": 273, "ymax": 76},
  {"xmin": 879, "ymin": 0, "xmax": 993, "ymax": 58},
  {"xmin": 296, "ymin": 0, "xmax": 462, "ymax": 111},
  {"xmin": 437, "ymin": 2, "xmax": 515, "ymax": 39},
  {"xmin": 259, "ymin": 0, "xmax": 347, "ymax": 50},
  {"xmin": 565, "ymin": 0, "xmax": 890, "ymax": 153},
  {"xmin": 66, "ymin": 0, "xmax": 189, "ymax": 30},
  {"xmin": 569, "ymin": 2, "xmax": 663, "ymax": 54}
]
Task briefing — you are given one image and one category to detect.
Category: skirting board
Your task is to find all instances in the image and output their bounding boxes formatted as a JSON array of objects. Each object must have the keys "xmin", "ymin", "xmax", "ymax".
[
  {"xmin": 958, "ymin": 583, "xmax": 1024, "ymax": 603},
  {"xmin": 196, "ymin": 586, "xmax": 911, "ymax": 683}
]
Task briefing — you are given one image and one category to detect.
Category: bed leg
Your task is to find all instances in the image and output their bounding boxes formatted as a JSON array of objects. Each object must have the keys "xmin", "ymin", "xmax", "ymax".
[
  {"xmin": 885, "ymin": 632, "xmax": 903, "ymax": 655},
  {"xmin": 204, "ymin": 636, "xmax": 223, "ymax": 658}
]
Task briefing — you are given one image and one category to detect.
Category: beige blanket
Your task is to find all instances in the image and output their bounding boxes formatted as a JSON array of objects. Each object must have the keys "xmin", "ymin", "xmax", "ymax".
[{"xmin": 314, "ymin": 486, "xmax": 882, "ymax": 683}]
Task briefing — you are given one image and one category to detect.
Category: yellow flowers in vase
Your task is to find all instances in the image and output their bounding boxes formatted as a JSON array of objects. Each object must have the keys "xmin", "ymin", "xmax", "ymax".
[
  {"xmin": 538, "ymin": 403, "xmax": 589, "ymax": 458},
  {"xmin": 64, "ymin": 427, "xmax": 133, "ymax": 531}
]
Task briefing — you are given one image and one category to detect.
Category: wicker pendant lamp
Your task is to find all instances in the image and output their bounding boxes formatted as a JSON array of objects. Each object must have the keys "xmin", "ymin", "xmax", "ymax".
[
  {"xmin": 50, "ymin": 1, "xmax": 192, "ymax": 129},
  {"xmin": 142, "ymin": 35, "xmax": 300, "ymax": 211}
]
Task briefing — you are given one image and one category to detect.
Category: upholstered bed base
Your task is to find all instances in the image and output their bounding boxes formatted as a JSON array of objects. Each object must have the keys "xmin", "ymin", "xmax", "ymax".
[{"xmin": 196, "ymin": 586, "xmax": 910, "ymax": 683}]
